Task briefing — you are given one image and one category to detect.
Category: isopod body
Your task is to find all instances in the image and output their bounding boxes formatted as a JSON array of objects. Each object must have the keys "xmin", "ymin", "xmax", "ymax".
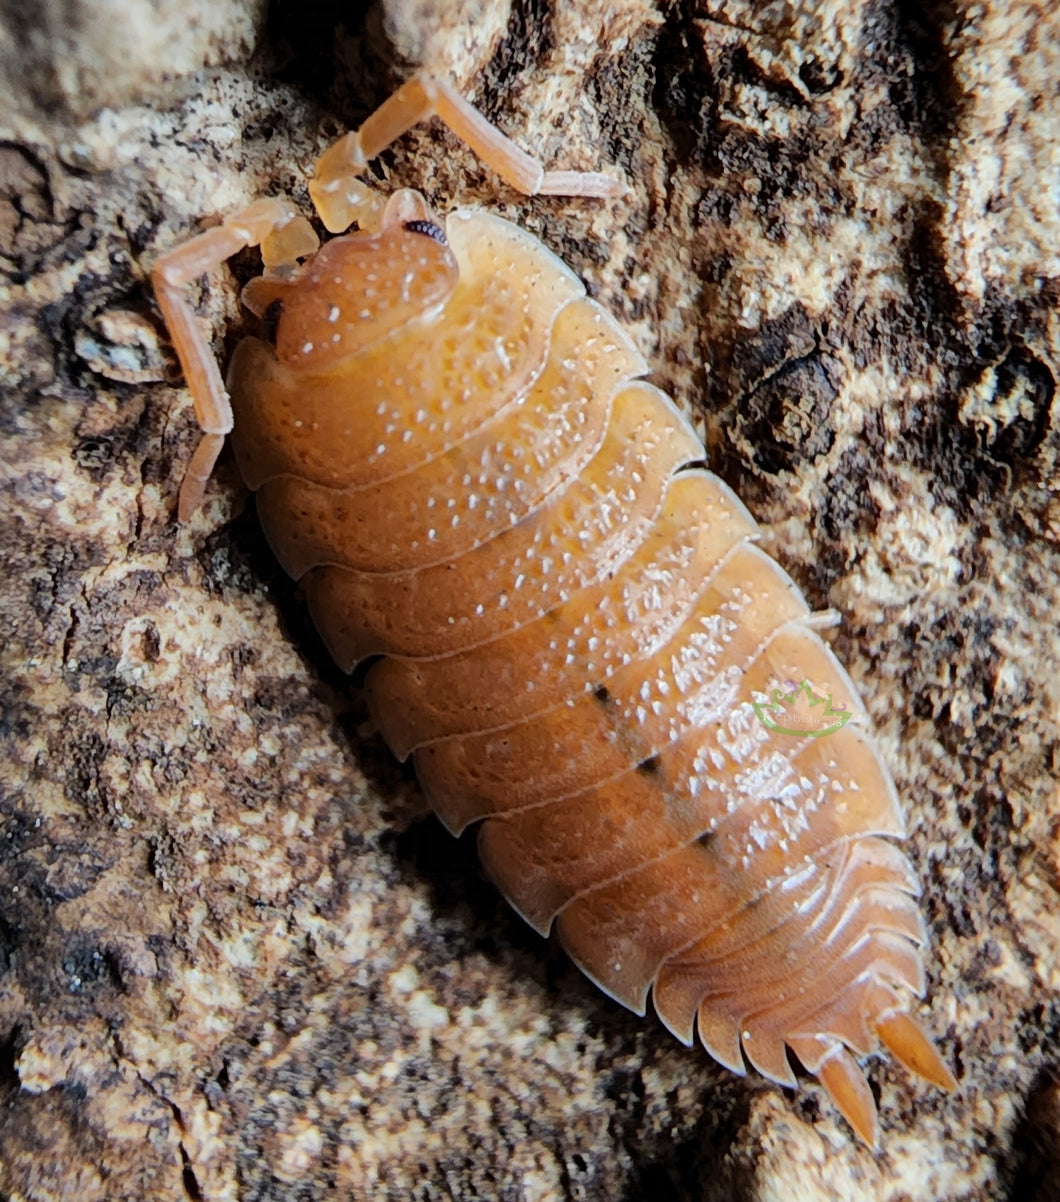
[{"xmin": 154, "ymin": 74, "xmax": 955, "ymax": 1147}]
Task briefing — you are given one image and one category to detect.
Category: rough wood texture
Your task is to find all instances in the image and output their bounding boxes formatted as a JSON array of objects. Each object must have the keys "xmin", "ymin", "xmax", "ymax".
[{"xmin": 1, "ymin": 1, "xmax": 1058, "ymax": 1198}]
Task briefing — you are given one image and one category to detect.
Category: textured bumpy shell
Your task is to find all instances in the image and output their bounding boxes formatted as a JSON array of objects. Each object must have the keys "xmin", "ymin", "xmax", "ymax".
[{"xmin": 227, "ymin": 207, "xmax": 943, "ymax": 1142}]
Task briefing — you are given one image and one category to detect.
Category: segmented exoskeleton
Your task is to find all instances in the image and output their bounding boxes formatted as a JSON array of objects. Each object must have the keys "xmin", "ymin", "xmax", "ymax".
[{"xmin": 153, "ymin": 73, "xmax": 955, "ymax": 1147}]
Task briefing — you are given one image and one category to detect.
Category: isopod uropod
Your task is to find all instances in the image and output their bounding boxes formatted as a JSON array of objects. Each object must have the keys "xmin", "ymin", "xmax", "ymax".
[{"xmin": 153, "ymin": 73, "xmax": 956, "ymax": 1147}]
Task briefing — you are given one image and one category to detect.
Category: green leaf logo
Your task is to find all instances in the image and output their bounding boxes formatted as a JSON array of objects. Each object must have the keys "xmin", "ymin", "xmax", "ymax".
[{"xmin": 752, "ymin": 679, "xmax": 853, "ymax": 738}]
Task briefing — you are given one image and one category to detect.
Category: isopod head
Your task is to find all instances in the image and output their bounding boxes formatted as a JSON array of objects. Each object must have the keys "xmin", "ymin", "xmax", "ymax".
[{"xmin": 242, "ymin": 190, "xmax": 460, "ymax": 374}]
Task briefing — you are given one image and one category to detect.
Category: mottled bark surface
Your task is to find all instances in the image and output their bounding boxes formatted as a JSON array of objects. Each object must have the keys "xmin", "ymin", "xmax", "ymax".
[{"xmin": 1, "ymin": 1, "xmax": 1058, "ymax": 1199}]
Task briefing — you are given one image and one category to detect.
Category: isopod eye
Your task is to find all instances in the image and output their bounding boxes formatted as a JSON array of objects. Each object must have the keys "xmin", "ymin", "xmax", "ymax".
[
  {"xmin": 402, "ymin": 219, "xmax": 448, "ymax": 245},
  {"xmin": 261, "ymin": 298, "xmax": 284, "ymax": 345}
]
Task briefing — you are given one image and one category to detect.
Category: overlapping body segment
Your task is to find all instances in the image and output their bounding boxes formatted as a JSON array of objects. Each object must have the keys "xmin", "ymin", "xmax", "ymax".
[{"xmin": 155, "ymin": 74, "xmax": 954, "ymax": 1147}]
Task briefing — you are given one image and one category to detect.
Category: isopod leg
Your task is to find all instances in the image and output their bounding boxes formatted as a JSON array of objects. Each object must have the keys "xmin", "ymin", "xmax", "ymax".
[
  {"xmin": 309, "ymin": 71, "xmax": 624, "ymax": 234},
  {"xmin": 152, "ymin": 197, "xmax": 318, "ymax": 520}
]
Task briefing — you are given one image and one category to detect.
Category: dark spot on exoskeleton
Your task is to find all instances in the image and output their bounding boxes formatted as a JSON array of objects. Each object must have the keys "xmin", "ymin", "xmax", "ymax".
[
  {"xmin": 695, "ymin": 829, "xmax": 716, "ymax": 849},
  {"xmin": 593, "ymin": 685, "xmax": 612, "ymax": 705},
  {"xmin": 403, "ymin": 219, "xmax": 447, "ymax": 245},
  {"xmin": 262, "ymin": 298, "xmax": 284, "ymax": 345},
  {"xmin": 636, "ymin": 754, "xmax": 661, "ymax": 775}
]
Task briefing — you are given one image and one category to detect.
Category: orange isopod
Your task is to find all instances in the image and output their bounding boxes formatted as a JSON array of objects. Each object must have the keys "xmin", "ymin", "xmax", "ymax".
[{"xmin": 153, "ymin": 73, "xmax": 956, "ymax": 1147}]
